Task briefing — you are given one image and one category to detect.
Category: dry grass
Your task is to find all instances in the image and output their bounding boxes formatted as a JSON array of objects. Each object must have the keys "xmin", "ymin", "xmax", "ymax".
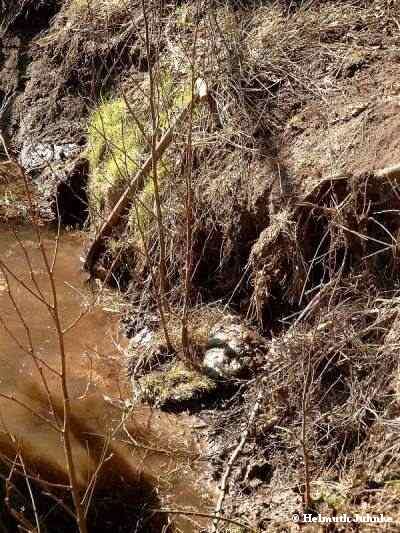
[
  {"xmin": 252, "ymin": 280, "xmax": 400, "ymax": 520},
  {"xmin": 178, "ymin": 0, "xmax": 400, "ymax": 184},
  {"xmin": 1, "ymin": 0, "xmax": 36, "ymax": 33},
  {"xmin": 34, "ymin": 0, "xmax": 143, "ymax": 101},
  {"xmin": 247, "ymin": 169, "xmax": 400, "ymax": 324},
  {"xmin": 138, "ymin": 0, "xmax": 398, "ymax": 310},
  {"xmin": 134, "ymin": 361, "xmax": 217, "ymax": 408}
]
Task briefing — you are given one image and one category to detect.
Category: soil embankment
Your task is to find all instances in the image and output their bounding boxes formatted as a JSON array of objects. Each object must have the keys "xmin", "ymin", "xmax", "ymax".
[{"xmin": 2, "ymin": 1, "xmax": 400, "ymax": 532}]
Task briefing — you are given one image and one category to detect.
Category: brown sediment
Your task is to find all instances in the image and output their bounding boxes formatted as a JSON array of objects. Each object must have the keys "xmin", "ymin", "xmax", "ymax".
[{"xmin": 0, "ymin": 226, "xmax": 212, "ymax": 532}]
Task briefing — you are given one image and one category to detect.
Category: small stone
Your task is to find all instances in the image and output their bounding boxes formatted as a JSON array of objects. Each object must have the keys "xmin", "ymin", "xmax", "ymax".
[
  {"xmin": 131, "ymin": 326, "xmax": 153, "ymax": 348},
  {"xmin": 202, "ymin": 347, "xmax": 243, "ymax": 379},
  {"xmin": 204, "ymin": 319, "xmax": 265, "ymax": 379},
  {"xmin": 20, "ymin": 141, "xmax": 80, "ymax": 171}
]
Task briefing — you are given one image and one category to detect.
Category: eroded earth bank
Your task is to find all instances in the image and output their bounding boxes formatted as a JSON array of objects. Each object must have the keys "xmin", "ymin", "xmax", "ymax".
[{"xmin": 2, "ymin": 1, "xmax": 400, "ymax": 531}]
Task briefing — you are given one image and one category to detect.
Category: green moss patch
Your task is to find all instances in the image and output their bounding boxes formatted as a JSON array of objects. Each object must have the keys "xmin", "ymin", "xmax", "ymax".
[
  {"xmin": 135, "ymin": 362, "xmax": 217, "ymax": 409},
  {"xmin": 87, "ymin": 97, "xmax": 144, "ymax": 225},
  {"xmin": 86, "ymin": 72, "xmax": 192, "ymax": 234}
]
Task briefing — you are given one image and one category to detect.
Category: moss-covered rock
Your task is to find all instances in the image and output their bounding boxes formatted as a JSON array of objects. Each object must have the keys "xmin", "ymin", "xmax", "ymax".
[{"xmin": 133, "ymin": 362, "xmax": 217, "ymax": 410}]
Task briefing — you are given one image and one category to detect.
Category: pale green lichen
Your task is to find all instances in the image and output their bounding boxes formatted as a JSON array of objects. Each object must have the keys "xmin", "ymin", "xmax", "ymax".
[
  {"xmin": 87, "ymin": 97, "xmax": 145, "ymax": 227},
  {"xmin": 313, "ymin": 480, "xmax": 348, "ymax": 509},
  {"xmin": 87, "ymin": 72, "xmax": 192, "ymax": 234}
]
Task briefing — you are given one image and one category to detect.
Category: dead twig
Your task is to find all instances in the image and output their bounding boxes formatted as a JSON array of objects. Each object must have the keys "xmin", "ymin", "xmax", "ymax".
[
  {"xmin": 154, "ymin": 508, "xmax": 259, "ymax": 532},
  {"xmin": 84, "ymin": 95, "xmax": 199, "ymax": 271},
  {"xmin": 212, "ymin": 384, "xmax": 264, "ymax": 532}
]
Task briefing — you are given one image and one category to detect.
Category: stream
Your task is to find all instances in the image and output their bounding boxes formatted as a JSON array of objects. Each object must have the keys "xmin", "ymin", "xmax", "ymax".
[{"xmin": 0, "ymin": 226, "xmax": 211, "ymax": 532}]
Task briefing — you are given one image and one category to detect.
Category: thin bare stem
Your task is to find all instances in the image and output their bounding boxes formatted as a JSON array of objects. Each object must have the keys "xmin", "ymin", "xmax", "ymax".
[{"xmin": 142, "ymin": 0, "xmax": 170, "ymax": 313}]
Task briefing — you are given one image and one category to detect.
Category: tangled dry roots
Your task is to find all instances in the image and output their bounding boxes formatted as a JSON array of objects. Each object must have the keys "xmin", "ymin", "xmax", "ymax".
[
  {"xmin": 42, "ymin": 0, "xmax": 144, "ymax": 95},
  {"xmin": 248, "ymin": 170, "xmax": 400, "ymax": 326},
  {"xmin": 265, "ymin": 279, "xmax": 400, "ymax": 474},
  {"xmin": 248, "ymin": 209, "xmax": 304, "ymax": 325}
]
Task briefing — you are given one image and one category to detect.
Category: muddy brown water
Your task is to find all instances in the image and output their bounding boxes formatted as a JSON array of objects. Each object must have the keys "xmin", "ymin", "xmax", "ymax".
[{"xmin": 0, "ymin": 226, "xmax": 211, "ymax": 532}]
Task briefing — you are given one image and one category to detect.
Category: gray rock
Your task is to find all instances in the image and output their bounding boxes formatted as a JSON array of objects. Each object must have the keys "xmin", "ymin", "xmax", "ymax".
[
  {"xmin": 203, "ymin": 347, "xmax": 243, "ymax": 379},
  {"xmin": 130, "ymin": 326, "xmax": 154, "ymax": 349},
  {"xmin": 208, "ymin": 322, "xmax": 250, "ymax": 354},
  {"xmin": 20, "ymin": 142, "xmax": 80, "ymax": 171},
  {"xmin": 203, "ymin": 320, "xmax": 266, "ymax": 379}
]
